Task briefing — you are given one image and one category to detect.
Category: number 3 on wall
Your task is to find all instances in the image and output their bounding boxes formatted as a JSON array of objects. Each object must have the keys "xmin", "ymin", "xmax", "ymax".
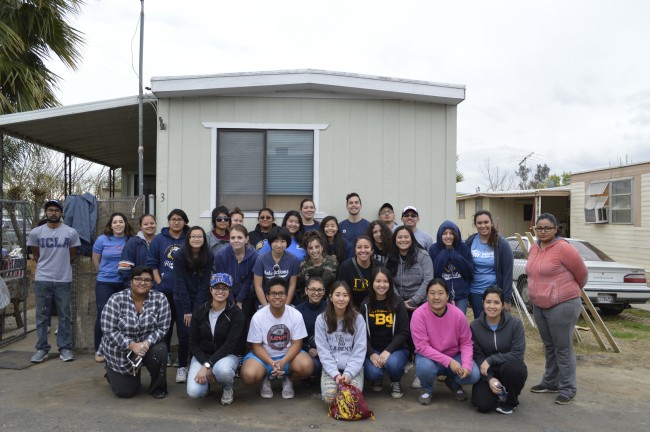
[{"xmin": 160, "ymin": 193, "xmax": 165, "ymax": 202}]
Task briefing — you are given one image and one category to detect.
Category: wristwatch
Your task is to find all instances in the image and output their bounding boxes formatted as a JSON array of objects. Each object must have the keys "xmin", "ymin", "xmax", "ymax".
[{"xmin": 203, "ymin": 362, "xmax": 211, "ymax": 369}]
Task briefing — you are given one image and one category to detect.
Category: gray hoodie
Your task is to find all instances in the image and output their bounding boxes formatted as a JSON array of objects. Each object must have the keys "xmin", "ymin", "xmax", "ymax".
[
  {"xmin": 315, "ymin": 313, "xmax": 367, "ymax": 380},
  {"xmin": 393, "ymin": 249, "xmax": 434, "ymax": 305}
]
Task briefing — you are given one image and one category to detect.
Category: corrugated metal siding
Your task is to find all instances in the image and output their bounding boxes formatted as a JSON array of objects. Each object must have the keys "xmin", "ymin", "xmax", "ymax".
[{"xmin": 156, "ymin": 95, "xmax": 456, "ymax": 235}]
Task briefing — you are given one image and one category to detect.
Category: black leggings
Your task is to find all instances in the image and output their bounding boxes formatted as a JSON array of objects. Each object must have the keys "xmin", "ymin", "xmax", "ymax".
[
  {"xmin": 105, "ymin": 341, "xmax": 167, "ymax": 398},
  {"xmin": 472, "ymin": 360, "xmax": 528, "ymax": 412}
]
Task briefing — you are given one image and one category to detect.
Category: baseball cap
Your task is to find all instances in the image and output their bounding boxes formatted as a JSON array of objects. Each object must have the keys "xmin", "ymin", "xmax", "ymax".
[
  {"xmin": 379, "ymin": 203, "xmax": 394, "ymax": 214},
  {"xmin": 402, "ymin": 206, "xmax": 419, "ymax": 216},
  {"xmin": 210, "ymin": 273, "xmax": 233, "ymax": 288},
  {"xmin": 44, "ymin": 200, "xmax": 63, "ymax": 211}
]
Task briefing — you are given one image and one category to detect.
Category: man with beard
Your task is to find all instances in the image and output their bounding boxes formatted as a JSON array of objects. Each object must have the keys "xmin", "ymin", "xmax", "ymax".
[
  {"xmin": 339, "ymin": 192, "xmax": 370, "ymax": 245},
  {"xmin": 27, "ymin": 200, "xmax": 81, "ymax": 363}
]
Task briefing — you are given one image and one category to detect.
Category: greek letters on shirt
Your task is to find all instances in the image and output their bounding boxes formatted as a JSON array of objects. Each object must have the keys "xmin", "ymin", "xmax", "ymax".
[
  {"xmin": 37, "ymin": 237, "xmax": 71, "ymax": 248},
  {"xmin": 368, "ymin": 308, "xmax": 394, "ymax": 328},
  {"xmin": 267, "ymin": 324, "xmax": 291, "ymax": 351},
  {"xmin": 351, "ymin": 277, "xmax": 369, "ymax": 292}
]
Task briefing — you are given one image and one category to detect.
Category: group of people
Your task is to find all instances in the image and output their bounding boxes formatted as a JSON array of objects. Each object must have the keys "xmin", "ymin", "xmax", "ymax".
[{"xmin": 28, "ymin": 193, "xmax": 588, "ymax": 413}]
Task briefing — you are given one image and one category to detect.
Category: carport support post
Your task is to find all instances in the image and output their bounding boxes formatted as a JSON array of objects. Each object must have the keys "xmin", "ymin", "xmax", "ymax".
[{"xmin": 137, "ymin": 0, "xmax": 145, "ymax": 200}]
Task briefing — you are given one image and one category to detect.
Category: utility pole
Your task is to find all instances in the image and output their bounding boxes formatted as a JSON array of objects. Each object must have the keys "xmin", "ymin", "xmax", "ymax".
[{"xmin": 138, "ymin": 0, "xmax": 144, "ymax": 200}]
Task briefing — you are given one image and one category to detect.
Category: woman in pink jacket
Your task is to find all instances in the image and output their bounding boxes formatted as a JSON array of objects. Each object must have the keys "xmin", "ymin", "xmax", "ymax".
[{"xmin": 526, "ymin": 213, "xmax": 587, "ymax": 406}]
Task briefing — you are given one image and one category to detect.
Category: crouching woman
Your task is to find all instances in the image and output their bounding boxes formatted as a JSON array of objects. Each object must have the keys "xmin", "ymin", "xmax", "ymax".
[
  {"xmin": 315, "ymin": 281, "xmax": 367, "ymax": 403},
  {"xmin": 470, "ymin": 286, "xmax": 527, "ymax": 415},
  {"xmin": 100, "ymin": 266, "xmax": 171, "ymax": 399}
]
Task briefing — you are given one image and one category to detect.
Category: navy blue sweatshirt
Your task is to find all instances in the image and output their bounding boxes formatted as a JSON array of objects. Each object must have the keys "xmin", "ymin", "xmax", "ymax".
[
  {"xmin": 146, "ymin": 227, "xmax": 187, "ymax": 294},
  {"xmin": 429, "ymin": 220, "xmax": 474, "ymax": 302},
  {"xmin": 214, "ymin": 244, "xmax": 258, "ymax": 304},
  {"xmin": 173, "ymin": 247, "xmax": 214, "ymax": 315}
]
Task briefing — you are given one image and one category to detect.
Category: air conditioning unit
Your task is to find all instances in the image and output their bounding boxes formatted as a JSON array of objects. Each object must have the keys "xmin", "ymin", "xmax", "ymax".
[{"xmin": 584, "ymin": 206, "xmax": 609, "ymax": 224}]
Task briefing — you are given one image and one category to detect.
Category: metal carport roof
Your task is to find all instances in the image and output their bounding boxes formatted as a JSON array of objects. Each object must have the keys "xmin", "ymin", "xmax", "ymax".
[{"xmin": 0, "ymin": 96, "xmax": 158, "ymax": 172}]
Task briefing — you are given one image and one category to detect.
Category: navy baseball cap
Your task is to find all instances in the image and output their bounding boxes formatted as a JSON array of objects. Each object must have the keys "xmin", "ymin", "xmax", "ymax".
[
  {"xmin": 44, "ymin": 200, "xmax": 63, "ymax": 211},
  {"xmin": 210, "ymin": 273, "xmax": 233, "ymax": 287}
]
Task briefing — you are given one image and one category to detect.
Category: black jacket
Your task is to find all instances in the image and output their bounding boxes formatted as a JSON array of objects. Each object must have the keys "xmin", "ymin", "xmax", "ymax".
[
  {"xmin": 188, "ymin": 300, "xmax": 245, "ymax": 366},
  {"xmin": 470, "ymin": 311, "xmax": 526, "ymax": 381},
  {"xmin": 360, "ymin": 296, "xmax": 410, "ymax": 355}
]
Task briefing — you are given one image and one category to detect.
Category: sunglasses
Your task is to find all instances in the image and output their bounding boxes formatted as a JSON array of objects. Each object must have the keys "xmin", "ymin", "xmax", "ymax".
[
  {"xmin": 259, "ymin": 216, "xmax": 273, "ymax": 220},
  {"xmin": 403, "ymin": 213, "xmax": 418, "ymax": 218},
  {"xmin": 215, "ymin": 217, "xmax": 231, "ymax": 222}
]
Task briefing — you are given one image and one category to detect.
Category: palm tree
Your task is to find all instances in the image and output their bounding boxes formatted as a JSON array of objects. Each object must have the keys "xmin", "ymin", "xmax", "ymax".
[{"xmin": 0, "ymin": 0, "xmax": 85, "ymax": 114}]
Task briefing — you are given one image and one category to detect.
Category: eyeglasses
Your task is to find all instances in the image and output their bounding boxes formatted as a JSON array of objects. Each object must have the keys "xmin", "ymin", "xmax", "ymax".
[
  {"xmin": 403, "ymin": 213, "xmax": 418, "ymax": 218},
  {"xmin": 307, "ymin": 288, "xmax": 325, "ymax": 293},
  {"xmin": 534, "ymin": 226, "xmax": 556, "ymax": 232},
  {"xmin": 46, "ymin": 208, "xmax": 62, "ymax": 214},
  {"xmin": 212, "ymin": 286, "xmax": 230, "ymax": 292},
  {"xmin": 133, "ymin": 277, "xmax": 153, "ymax": 285},
  {"xmin": 379, "ymin": 210, "xmax": 393, "ymax": 215},
  {"xmin": 169, "ymin": 218, "xmax": 184, "ymax": 223},
  {"xmin": 268, "ymin": 291, "xmax": 287, "ymax": 298},
  {"xmin": 215, "ymin": 217, "xmax": 231, "ymax": 222},
  {"xmin": 189, "ymin": 235, "xmax": 203, "ymax": 239},
  {"xmin": 259, "ymin": 216, "xmax": 273, "ymax": 220}
]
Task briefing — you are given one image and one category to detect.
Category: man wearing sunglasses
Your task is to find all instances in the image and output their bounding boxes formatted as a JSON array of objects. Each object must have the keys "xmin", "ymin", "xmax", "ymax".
[
  {"xmin": 240, "ymin": 277, "xmax": 313, "ymax": 400},
  {"xmin": 401, "ymin": 206, "xmax": 434, "ymax": 250}
]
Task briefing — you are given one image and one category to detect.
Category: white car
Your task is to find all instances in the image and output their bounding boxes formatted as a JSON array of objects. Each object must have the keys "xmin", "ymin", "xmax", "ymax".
[{"xmin": 507, "ymin": 236, "xmax": 649, "ymax": 315}]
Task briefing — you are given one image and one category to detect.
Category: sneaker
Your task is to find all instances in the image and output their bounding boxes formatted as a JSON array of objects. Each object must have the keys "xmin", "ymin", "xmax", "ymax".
[
  {"xmin": 59, "ymin": 349, "xmax": 74, "ymax": 362},
  {"xmin": 404, "ymin": 361, "xmax": 414, "ymax": 373},
  {"xmin": 496, "ymin": 402, "xmax": 514, "ymax": 415},
  {"xmin": 31, "ymin": 350, "xmax": 48, "ymax": 363},
  {"xmin": 151, "ymin": 389, "xmax": 167, "ymax": 399},
  {"xmin": 221, "ymin": 385, "xmax": 234, "ymax": 406},
  {"xmin": 555, "ymin": 394, "xmax": 575, "ymax": 405},
  {"xmin": 444, "ymin": 376, "xmax": 467, "ymax": 401},
  {"xmin": 175, "ymin": 367, "xmax": 188, "ymax": 383},
  {"xmin": 371, "ymin": 380, "xmax": 383, "ymax": 392},
  {"xmin": 166, "ymin": 353, "xmax": 173, "ymax": 367},
  {"xmin": 418, "ymin": 391, "xmax": 432, "ymax": 405},
  {"xmin": 391, "ymin": 381, "xmax": 404, "ymax": 399},
  {"xmin": 94, "ymin": 352, "xmax": 105, "ymax": 363},
  {"xmin": 281, "ymin": 376, "xmax": 295, "ymax": 399},
  {"xmin": 260, "ymin": 376, "xmax": 273, "ymax": 399},
  {"xmin": 411, "ymin": 376, "xmax": 422, "ymax": 389},
  {"xmin": 530, "ymin": 384, "xmax": 559, "ymax": 393}
]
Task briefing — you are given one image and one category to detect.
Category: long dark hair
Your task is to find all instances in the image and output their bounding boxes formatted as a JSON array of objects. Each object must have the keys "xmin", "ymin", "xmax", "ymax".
[
  {"xmin": 386, "ymin": 226, "xmax": 418, "ymax": 273},
  {"xmin": 319, "ymin": 215, "xmax": 347, "ymax": 264},
  {"xmin": 180, "ymin": 226, "xmax": 211, "ymax": 275},
  {"xmin": 324, "ymin": 281, "xmax": 357, "ymax": 335},
  {"xmin": 367, "ymin": 267, "xmax": 397, "ymax": 313},
  {"xmin": 473, "ymin": 210, "xmax": 499, "ymax": 248},
  {"xmin": 103, "ymin": 212, "xmax": 135, "ymax": 237},
  {"xmin": 282, "ymin": 210, "xmax": 305, "ymax": 245},
  {"xmin": 367, "ymin": 219, "xmax": 392, "ymax": 253}
]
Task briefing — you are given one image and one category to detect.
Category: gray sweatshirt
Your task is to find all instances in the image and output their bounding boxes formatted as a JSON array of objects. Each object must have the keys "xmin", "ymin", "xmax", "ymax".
[
  {"xmin": 393, "ymin": 249, "xmax": 434, "ymax": 305},
  {"xmin": 315, "ymin": 313, "xmax": 367, "ymax": 380}
]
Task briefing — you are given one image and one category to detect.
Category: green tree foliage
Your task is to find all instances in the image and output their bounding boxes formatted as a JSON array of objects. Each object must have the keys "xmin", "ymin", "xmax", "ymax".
[
  {"xmin": 0, "ymin": 0, "xmax": 85, "ymax": 113},
  {"xmin": 516, "ymin": 163, "xmax": 552, "ymax": 189}
]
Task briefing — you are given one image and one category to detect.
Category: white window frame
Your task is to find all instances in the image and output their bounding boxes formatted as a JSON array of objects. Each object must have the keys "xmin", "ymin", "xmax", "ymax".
[{"xmin": 201, "ymin": 122, "xmax": 329, "ymax": 219}]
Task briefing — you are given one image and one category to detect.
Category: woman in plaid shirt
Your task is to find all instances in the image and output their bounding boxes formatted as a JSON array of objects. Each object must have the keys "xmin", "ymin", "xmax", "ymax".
[{"xmin": 100, "ymin": 265, "xmax": 171, "ymax": 399}]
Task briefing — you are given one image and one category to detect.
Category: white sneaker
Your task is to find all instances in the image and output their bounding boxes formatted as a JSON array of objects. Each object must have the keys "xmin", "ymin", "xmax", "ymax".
[
  {"xmin": 404, "ymin": 361, "xmax": 414, "ymax": 373},
  {"xmin": 411, "ymin": 376, "xmax": 422, "ymax": 389},
  {"xmin": 175, "ymin": 367, "xmax": 188, "ymax": 383},
  {"xmin": 281, "ymin": 376, "xmax": 295, "ymax": 399},
  {"xmin": 31, "ymin": 350, "xmax": 48, "ymax": 363},
  {"xmin": 260, "ymin": 376, "xmax": 273, "ymax": 398},
  {"xmin": 221, "ymin": 385, "xmax": 234, "ymax": 406}
]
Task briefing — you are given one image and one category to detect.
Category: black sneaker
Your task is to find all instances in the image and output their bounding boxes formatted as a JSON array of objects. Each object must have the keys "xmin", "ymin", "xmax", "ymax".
[
  {"xmin": 390, "ymin": 382, "xmax": 404, "ymax": 399},
  {"xmin": 530, "ymin": 384, "xmax": 559, "ymax": 393},
  {"xmin": 444, "ymin": 376, "xmax": 467, "ymax": 401},
  {"xmin": 555, "ymin": 394, "xmax": 574, "ymax": 405},
  {"xmin": 496, "ymin": 402, "xmax": 514, "ymax": 415}
]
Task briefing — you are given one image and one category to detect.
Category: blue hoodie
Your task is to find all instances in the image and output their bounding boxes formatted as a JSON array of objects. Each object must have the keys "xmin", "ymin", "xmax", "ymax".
[
  {"xmin": 146, "ymin": 227, "xmax": 187, "ymax": 294},
  {"xmin": 119, "ymin": 231, "xmax": 155, "ymax": 287},
  {"xmin": 173, "ymin": 247, "xmax": 214, "ymax": 315},
  {"xmin": 428, "ymin": 220, "xmax": 474, "ymax": 302},
  {"xmin": 214, "ymin": 244, "xmax": 258, "ymax": 304}
]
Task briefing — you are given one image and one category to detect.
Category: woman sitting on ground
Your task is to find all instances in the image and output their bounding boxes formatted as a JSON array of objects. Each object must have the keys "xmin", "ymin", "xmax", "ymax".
[
  {"xmin": 361, "ymin": 267, "xmax": 410, "ymax": 399},
  {"xmin": 100, "ymin": 266, "xmax": 171, "ymax": 399},
  {"xmin": 187, "ymin": 273, "xmax": 244, "ymax": 406},
  {"xmin": 315, "ymin": 281, "xmax": 367, "ymax": 403},
  {"xmin": 470, "ymin": 286, "xmax": 527, "ymax": 415}
]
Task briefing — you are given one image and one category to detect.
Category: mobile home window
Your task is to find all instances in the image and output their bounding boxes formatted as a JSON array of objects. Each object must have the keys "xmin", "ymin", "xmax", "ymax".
[
  {"xmin": 610, "ymin": 179, "xmax": 632, "ymax": 224},
  {"xmin": 458, "ymin": 201, "xmax": 465, "ymax": 219},
  {"xmin": 217, "ymin": 130, "xmax": 313, "ymax": 211}
]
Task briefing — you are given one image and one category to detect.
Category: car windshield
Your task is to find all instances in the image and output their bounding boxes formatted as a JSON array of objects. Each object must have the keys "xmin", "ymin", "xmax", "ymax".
[{"xmin": 566, "ymin": 240, "xmax": 614, "ymax": 262}]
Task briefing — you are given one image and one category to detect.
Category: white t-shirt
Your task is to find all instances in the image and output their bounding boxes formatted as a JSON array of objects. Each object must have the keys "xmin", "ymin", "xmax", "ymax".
[
  {"xmin": 209, "ymin": 308, "xmax": 224, "ymax": 337},
  {"xmin": 247, "ymin": 305, "xmax": 308, "ymax": 358}
]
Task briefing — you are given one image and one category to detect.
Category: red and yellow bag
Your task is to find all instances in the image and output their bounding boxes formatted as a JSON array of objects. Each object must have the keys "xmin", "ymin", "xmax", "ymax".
[{"xmin": 328, "ymin": 383, "xmax": 374, "ymax": 421}]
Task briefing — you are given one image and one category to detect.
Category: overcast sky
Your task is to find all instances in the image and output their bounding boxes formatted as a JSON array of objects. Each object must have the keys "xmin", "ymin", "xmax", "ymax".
[{"xmin": 49, "ymin": 0, "xmax": 650, "ymax": 193}]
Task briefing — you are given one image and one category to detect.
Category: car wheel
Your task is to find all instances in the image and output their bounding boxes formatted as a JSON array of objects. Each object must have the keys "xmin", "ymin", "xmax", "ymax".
[
  {"xmin": 516, "ymin": 276, "xmax": 533, "ymax": 312},
  {"xmin": 598, "ymin": 305, "xmax": 626, "ymax": 316}
]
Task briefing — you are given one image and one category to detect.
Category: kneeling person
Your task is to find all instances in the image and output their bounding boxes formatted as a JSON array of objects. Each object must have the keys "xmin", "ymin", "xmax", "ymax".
[
  {"xmin": 187, "ymin": 273, "xmax": 244, "ymax": 405},
  {"xmin": 101, "ymin": 266, "xmax": 171, "ymax": 399},
  {"xmin": 240, "ymin": 277, "xmax": 314, "ymax": 399}
]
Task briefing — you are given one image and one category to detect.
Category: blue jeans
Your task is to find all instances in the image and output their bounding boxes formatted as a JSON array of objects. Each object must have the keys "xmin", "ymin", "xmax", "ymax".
[
  {"xmin": 309, "ymin": 355, "xmax": 322, "ymax": 377},
  {"xmin": 415, "ymin": 353, "xmax": 480, "ymax": 393},
  {"xmin": 95, "ymin": 281, "xmax": 125, "ymax": 351},
  {"xmin": 364, "ymin": 348, "xmax": 408, "ymax": 382},
  {"xmin": 453, "ymin": 297, "xmax": 469, "ymax": 316},
  {"xmin": 469, "ymin": 293, "xmax": 485, "ymax": 319},
  {"xmin": 34, "ymin": 281, "xmax": 73, "ymax": 352},
  {"xmin": 186, "ymin": 355, "xmax": 238, "ymax": 398},
  {"xmin": 174, "ymin": 301, "xmax": 192, "ymax": 368}
]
